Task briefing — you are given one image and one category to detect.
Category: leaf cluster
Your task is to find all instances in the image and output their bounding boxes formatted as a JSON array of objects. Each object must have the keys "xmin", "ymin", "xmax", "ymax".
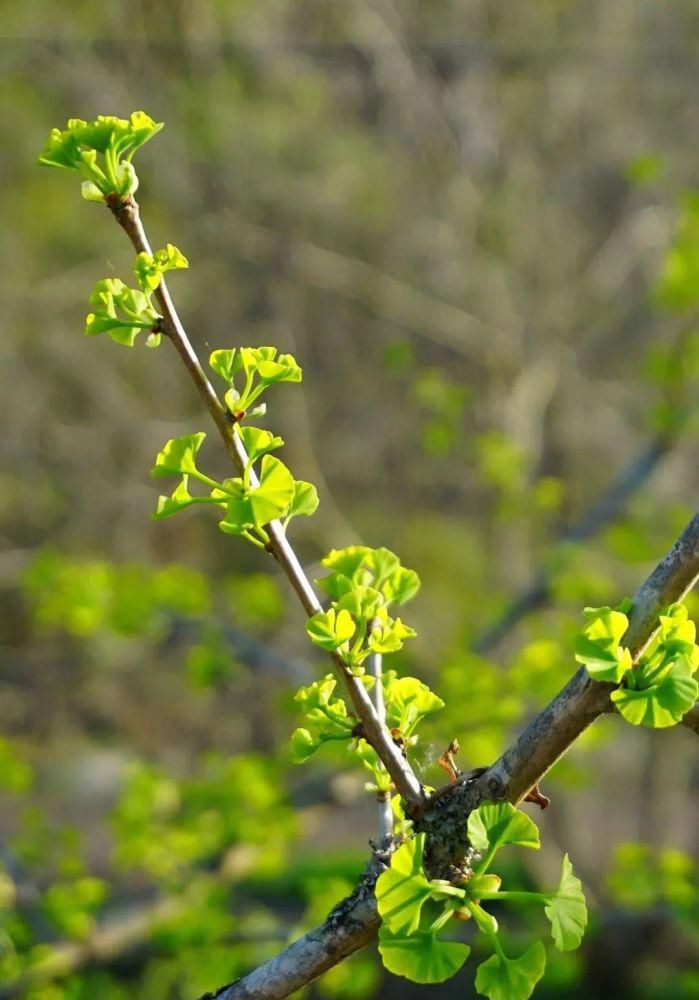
[
  {"xmin": 290, "ymin": 672, "xmax": 443, "ymax": 792},
  {"xmin": 574, "ymin": 600, "xmax": 699, "ymax": 727},
  {"xmin": 152, "ymin": 420, "xmax": 317, "ymax": 547},
  {"xmin": 38, "ymin": 111, "xmax": 163, "ymax": 202},
  {"xmin": 85, "ymin": 246, "xmax": 188, "ymax": 347},
  {"xmin": 305, "ymin": 547, "xmax": 420, "ymax": 670},
  {"xmin": 375, "ymin": 802, "xmax": 587, "ymax": 998},
  {"xmin": 210, "ymin": 346, "xmax": 302, "ymax": 420}
]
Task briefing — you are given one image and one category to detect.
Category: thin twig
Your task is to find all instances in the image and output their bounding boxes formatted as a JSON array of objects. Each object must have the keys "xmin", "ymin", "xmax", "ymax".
[
  {"xmin": 367, "ymin": 619, "xmax": 394, "ymax": 845},
  {"xmin": 106, "ymin": 195, "xmax": 425, "ymax": 813},
  {"xmin": 473, "ymin": 433, "xmax": 676, "ymax": 654}
]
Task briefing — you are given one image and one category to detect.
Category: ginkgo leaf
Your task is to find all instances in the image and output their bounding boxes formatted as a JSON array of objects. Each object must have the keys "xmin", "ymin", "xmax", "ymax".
[
  {"xmin": 153, "ymin": 476, "xmax": 213, "ymax": 520},
  {"xmin": 238, "ymin": 426, "xmax": 284, "ymax": 464},
  {"xmin": 305, "ymin": 608, "xmax": 356, "ymax": 652},
  {"xmin": 290, "ymin": 728, "xmax": 318, "ymax": 764},
  {"xmin": 378, "ymin": 919, "xmax": 470, "ymax": 984},
  {"xmin": 257, "ymin": 353, "xmax": 303, "ymax": 384},
  {"xmin": 209, "ymin": 349, "xmax": 240, "ymax": 385},
  {"xmin": 475, "ymin": 941, "xmax": 546, "ymax": 1000},
  {"xmin": 574, "ymin": 606, "xmax": 632, "ymax": 682},
  {"xmin": 367, "ymin": 615, "xmax": 417, "ymax": 655},
  {"xmin": 467, "ymin": 802, "xmax": 540, "ymax": 855},
  {"xmin": 611, "ymin": 656, "xmax": 699, "ymax": 728},
  {"xmin": 385, "ymin": 567, "xmax": 421, "ymax": 605},
  {"xmin": 286, "ymin": 480, "xmax": 319, "ymax": 519},
  {"xmin": 135, "ymin": 244, "xmax": 188, "ymax": 292},
  {"xmin": 383, "ymin": 674, "xmax": 445, "ymax": 735},
  {"xmin": 375, "ymin": 835, "xmax": 434, "ymax": 935},
  {"xmin": 544, "ymin": 854, "xmax": 587, "ymax": 951},
  {"xmin": 247, "ymin": 456, "xmax": 296, "ymax": 526},
  {"xmin": 151, "ymin": 433, "xmax": 206, "ymax": 478}
]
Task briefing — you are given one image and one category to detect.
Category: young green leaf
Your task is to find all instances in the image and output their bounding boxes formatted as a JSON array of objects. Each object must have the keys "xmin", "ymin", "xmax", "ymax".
[
  {"xmin": 544, "ymin": 854, "xmax": 588, "ymax": 951},
  {"xmin": 375, "ymin": 835, "xmax": 434, "ymax": 935},
  {"xmin": 221, "ymin": 456, "xmax": 295, "ymax": 531},
  {"xmin": 209, "ymin": 349, "xmax": 240, "ymax": 385},
  {"xmin": 474, "ymin": 941, "xmax": 546, "ymax": 1000},
  {"xmin": 135, "ymin": 244, "xmax": 188, "ymax": 292},
  {"xmin": 86, "ymin": 277, "xmax": 160, "ymax": 347},
  {"xmin": 257, "ymin": 353, "xmax": 303, "ymax": 385},
  {"xmin": 574, "ymin": 605, "xmax": 632, "ymax": 682},
  {"xmin": 38, "ymin": 113, "xmax": 163, "ymax": 200},
  {"xmin": 154, "ymin": 477, "xmax": 208, "ymax": 520},
  {"xmin": 286, "ymin": 480, "xmax": 319, "ymax": 520},
  {"xmin": 378, "ymin": 917, "xmax": 470, "ymax": 984},
  {"xmin": 611, "ymin": 655, "xmax": 699, "ymax": 728},
  {"xmin": 367, "ymin": 613, "xmax": 417, "ymax": 655},
  {"xmin": 151, "ymin": 433, "xmax": 206, "ymax": 478},
  {"xmin": 290, "ymin": 675, "xmax": 358, "ymax": 763},
  {"xmin": 383, "ymin": 673, "xmax": 445, "ymax": 736},
  {"xmin": 319, "ymin": 546, "xmax": 421, "ymax": 608},
  {"xmin": 385, "ymin": 567, "xmax": 421, "ymax": 606},
  {"xmin": 290, "ymin": 728, "xmax": 319, "ymax": 764},
  {"xmin": 467, "ymin": 802, "xmax": 540, "ymax": 856},
  {"xmin": 238, "ymin": 426, "xmax": 285, "ymax": 464},
  {"xmin": 248, "ymin": 455, "xmax": 296, "ymax": 525},
  {"xmin": 306, "ymin": 608, "xmax": 356, "ymax": 652}
]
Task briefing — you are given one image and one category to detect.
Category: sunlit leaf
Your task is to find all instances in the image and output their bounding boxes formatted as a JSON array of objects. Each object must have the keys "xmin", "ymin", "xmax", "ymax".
[
  {"xmin": 544, "ymin": 854, "xmax": 587, "ymax": 951},
  {"xmin": 378, "ymin": 918, "xmax": 470, "ymax": 984},
  {"xmin": 611, "ymin": 656, "xmax": 699, "ymax": 727},
  {"xmin": 151, "ymin": 433, "xmax": 206, "ymax": 478},
  {"xmin": 475, "ymin": 940, "xmax": 546, "ymax": 1000},
  {"xmin": 287, "ymin": 480, "xmax": 319, "ymax": 519},
  {"xmin": 238, "ymin": 426, "xmax": 285, "ymax": 464},
  {"xmin": 306, "ymin": 608, "xmax": 356, "ymax": 652},
  {"xmin": 467, "ymin": 802, "xmax": 540, "ymax": 855},
  {"xmin": 574, "ymin": 605, "xmax": 632, "ymax": 682},
  {"xmin": 375, "ymin": 835, "xmax": 434, "ymax": 935},
  {"xmin": 383, "ymin": 673, "xmax": 444, "ymax": 735}
]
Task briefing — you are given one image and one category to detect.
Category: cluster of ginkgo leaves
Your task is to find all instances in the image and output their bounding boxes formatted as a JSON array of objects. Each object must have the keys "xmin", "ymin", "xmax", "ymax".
[
  {"xmin": 86, "ymin": 244, "xmax": 188, "ymax": 347},
  {"xmin": 152, "ymin": 430, "xmax": 316, "ymax": 550},
  {"xmin": 304, "ymin": 546, "xmax": 420, "ymax": 672},
  {"xmin": 38, "ymin": 111, "xmax": 163, "ymax": 201},
  {"xmin": 291, "ymin": 670, "xmax": 444, "ymax": 793},
  {"xmin": 574, "ymin": 599, "xmax": 699, "ymax": 727},
  {"xmin": 375, "ymin": 802, "xmax": 587, "ymax": 999}
]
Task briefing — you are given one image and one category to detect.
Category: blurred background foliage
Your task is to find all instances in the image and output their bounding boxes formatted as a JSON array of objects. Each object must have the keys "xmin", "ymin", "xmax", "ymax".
[{"xmin": 0, "ymin": 1, "xmax": 698, "ymax": 997}]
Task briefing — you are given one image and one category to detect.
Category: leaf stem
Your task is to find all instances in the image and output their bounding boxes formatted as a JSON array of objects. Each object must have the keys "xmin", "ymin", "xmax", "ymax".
[
  {"xmin": 476, "ymin": 891, "xmax": 546, "ymax": 904},
  {"xmin": 368, "ymin": 618, "xmax": 393, "ymax": 844}
]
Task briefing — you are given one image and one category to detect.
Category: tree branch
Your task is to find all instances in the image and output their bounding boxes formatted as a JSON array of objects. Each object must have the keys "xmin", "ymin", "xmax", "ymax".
[
  {"xmin": 211, "ymin": 512, "xmax": 699, "ymax": 1000},
  {"xmin": 473, "ymin": 512, "xmax": 699, "ymax": 804},
  {"xmin": 106, "ymin": 195, "xmax": 425, "ymax": 813},
  {"xmin": 203, "ymin": 864, "xmax": 384, "ymax": 1000}
]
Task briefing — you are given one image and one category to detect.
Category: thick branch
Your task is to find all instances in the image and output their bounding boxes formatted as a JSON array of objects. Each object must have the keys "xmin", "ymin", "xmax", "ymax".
[
  {"xmin": 106, "ymin": 195, "xmax": 424, "ymax": 813},
  {"xmin": 204, "ymin": 871, "xmax": 382, "ymax": 1000},
  {"xmin": 214, "ymin": 512, "xmax": 699, "ymax": 1000}
]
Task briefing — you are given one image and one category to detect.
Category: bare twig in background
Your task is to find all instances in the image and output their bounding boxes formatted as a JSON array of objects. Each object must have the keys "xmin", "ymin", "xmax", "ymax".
[
  {"xmin": 0, "ymin": 894, "xmax": 289, "ymax": 1000},
  {"xmin": 216, "ymin": 213, "xmax": 502, "ymax": 358},
  {"xmin": 473, "ymin": 432, "xmax": 676, "ymax": 655}
]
